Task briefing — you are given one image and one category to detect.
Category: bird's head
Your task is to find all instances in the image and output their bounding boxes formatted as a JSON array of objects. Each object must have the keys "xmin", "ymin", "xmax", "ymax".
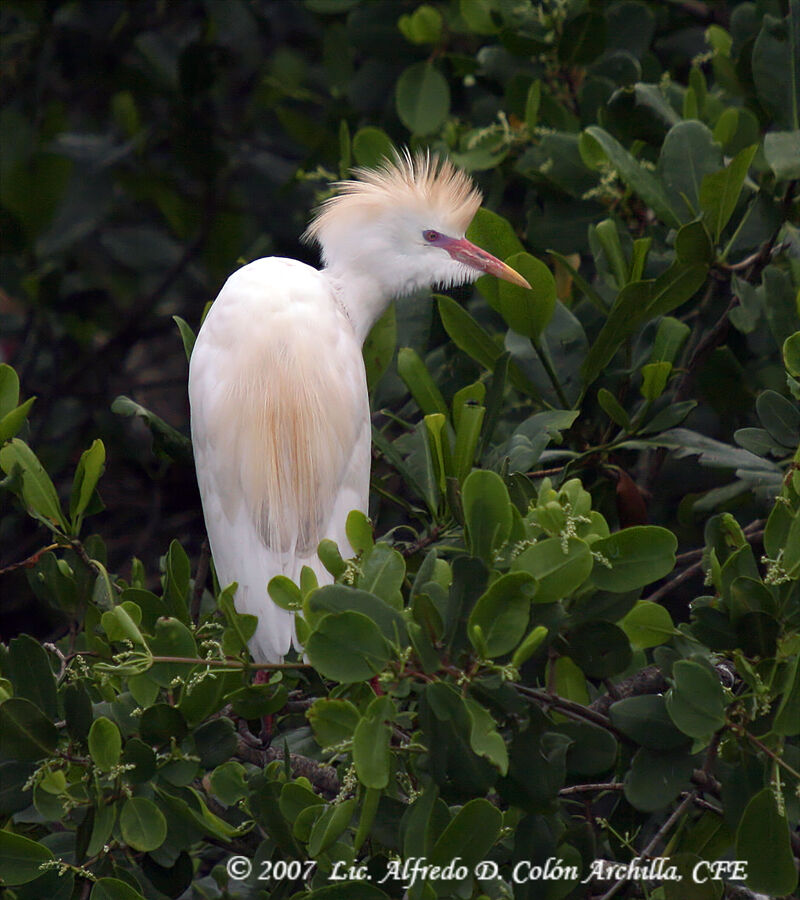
[{"xmin": 303, "ymin": 150, "xmax": 530, "ymax": 297}]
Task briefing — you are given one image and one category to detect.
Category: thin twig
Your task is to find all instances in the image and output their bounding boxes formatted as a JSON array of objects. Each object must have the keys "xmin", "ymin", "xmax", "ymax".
[
  {"xmin": 645, "ymin": 526, "xmax": 764, "ymax": 605},
  {"xmin": 0, "ymin": 542, "xmax": 60, "ymax": 575},
  {"xmin": 599, "ymin": 791, "xmax": 697, "ymax": 900},
  {"xmin": 65, "ymin": 649, "xmax": 310, "ymax": 671},
  {"xmin": 516, "ymin": 685, "xmax": 619, "ymax": 735},
  {"xmin": 734, "ymin": 727, "xmax": 800, "ymax": 782}
]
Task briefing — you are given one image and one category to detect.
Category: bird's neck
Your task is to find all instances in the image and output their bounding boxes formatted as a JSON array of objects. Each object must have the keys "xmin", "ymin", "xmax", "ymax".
[{"xmin": 323, "ymin": 265, "xmax": 395, "ymax": 344}]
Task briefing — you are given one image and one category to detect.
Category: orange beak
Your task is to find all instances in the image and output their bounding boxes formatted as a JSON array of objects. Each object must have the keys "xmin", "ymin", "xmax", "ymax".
[{"xmin": 441, "ymin": 237, "xmax": 531, "ymax": 289}]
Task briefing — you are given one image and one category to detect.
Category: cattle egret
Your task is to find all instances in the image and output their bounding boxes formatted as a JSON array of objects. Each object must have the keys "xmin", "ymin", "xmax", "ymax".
[{"xmin": 189, "ymin": 150, "xmax": 530, "ymax": 662}]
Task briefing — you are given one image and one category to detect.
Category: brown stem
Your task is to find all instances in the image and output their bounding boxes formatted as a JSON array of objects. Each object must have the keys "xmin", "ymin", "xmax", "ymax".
[
  {"xmin": 516, "ymin": 685, "xmax": 619, "ymax": 735},
  {"xmin": 0, "ymin": 542, "xmax": 60, "ymax": 574},
  {"xmin": 599, "ymin": 790, "xmax": 697, "ymax": 900}
]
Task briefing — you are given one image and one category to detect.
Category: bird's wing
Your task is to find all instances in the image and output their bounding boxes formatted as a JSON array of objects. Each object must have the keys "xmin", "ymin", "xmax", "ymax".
[{"xmin": 189, "ymin": 258, "xmax": 369, "ymax": 661}]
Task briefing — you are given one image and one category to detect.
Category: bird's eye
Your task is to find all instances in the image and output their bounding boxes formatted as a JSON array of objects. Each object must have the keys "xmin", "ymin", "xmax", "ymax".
[{"xmin": 423, "ymin": 229, "xmax": 441, "ymax": 243}]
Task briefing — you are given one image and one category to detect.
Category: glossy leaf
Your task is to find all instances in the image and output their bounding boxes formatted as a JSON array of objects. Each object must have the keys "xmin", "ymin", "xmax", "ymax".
[
  {"xmin": 665, "ymin": 660, "xmax": 727, "ymax": 741},
  {"xmin": 699, "ymin": 144, "xmax": 758, "ymax": 241},
  {"xmin": 591, "ymin": 526, "xmax": 677, "ymax": 591},
  {"xmin": 395, "ymin": 62, "xmax": 450, "ymax": 134},
  {"xmin": 120, "ymin": 796, "xmax": 167, "ymax": 851},
  {"xmin": 305, "ymin": 611, "xmax": 390, "ymax": 683},
  {"xmin": 736, "ymin": 789, "xmax": 798, "ymax": 895},
  {"xmin": 468, "ymin": 571, "xmax": 534, "ymax": 657}
]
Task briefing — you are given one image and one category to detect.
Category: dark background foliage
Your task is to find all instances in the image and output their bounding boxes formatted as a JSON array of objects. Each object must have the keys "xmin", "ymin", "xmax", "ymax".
[
  {"xmin": 1, "ymin": 1, "xmax": 799, "ymax": 899},
  {"xmin": 0, "ymin": 0, "xmax": 761, "ymax": 634}
]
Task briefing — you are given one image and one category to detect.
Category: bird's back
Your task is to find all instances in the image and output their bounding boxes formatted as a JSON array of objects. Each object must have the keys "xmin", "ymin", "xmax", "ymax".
[{"xmin": 189, "ymin": 257, "xmax": 370, "ymax": 661}]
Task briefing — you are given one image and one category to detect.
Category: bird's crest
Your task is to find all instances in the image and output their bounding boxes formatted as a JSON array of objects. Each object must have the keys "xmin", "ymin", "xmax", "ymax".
[{"xmin": 304, "ymin": 149, "xmax": 483, "ymax": 244}]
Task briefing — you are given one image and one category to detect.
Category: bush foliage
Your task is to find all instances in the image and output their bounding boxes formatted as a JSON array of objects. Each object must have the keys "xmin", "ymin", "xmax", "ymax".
[{"xmin": 1, "ymin": 1, "xmax": 799, "ymax": 899}]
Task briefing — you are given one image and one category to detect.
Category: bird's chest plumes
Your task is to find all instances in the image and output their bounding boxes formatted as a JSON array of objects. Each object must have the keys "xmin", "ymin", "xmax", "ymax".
[{"xmin": 189, "ymin": 258, "xmax": 368, "ymax": 558}]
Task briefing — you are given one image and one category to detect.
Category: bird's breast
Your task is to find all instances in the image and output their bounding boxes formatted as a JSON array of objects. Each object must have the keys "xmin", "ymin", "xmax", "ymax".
[{"xmin": 189, "ymin": 257, "xmax": 368, "ymax": 557}]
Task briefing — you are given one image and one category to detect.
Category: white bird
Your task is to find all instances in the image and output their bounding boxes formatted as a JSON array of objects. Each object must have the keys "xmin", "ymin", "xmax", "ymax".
[{"xmin": 188, "ymin": 151, "xmax": 530, "ymax": 662}]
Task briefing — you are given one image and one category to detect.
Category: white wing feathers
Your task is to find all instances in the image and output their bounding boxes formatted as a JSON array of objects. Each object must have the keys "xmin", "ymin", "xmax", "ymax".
[{"xmin": 189, "ymin": 258, "xmax": 370, "ymax": 662}]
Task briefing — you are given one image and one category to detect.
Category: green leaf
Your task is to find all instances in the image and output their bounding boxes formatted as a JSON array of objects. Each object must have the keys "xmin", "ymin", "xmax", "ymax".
[
  {"xmin": 0, "ymin": 697, "xmax": 59, "ymax": 761},
  {"xmin": 580, "ymin": 125, "xmax": 681, "ymax": 228},
  {"xmin": 548, "ymin": 655, "xmax": 590, "ymax": 705},
  {"xmin": 305, "ymin": 611, "xmax": 390, "ymax": 683},
  {"xmin": 756, "ymin": 389, "xmax": 800, "ymax": 448},
  {"xmin": 468, "ymin": 571, "xmax": 534, "ymax": 657},
  {"xmin": 467, "ymin": 207, "xmax": 525, "ymax": 264},
  {"xmin": 317, "ymin": 539, "xmax": 347, "ymax": 577},
  {"xmin": 511, "ymin": 625, "xmax": 548, "ymax": 668},
  {"xmin": 120, "ymin": 796, "xmax": 167, "ymax": 852},
  {"xmin": 147, "ymin": 616, "xmax": 197, "ymax": 686},
  {"xmin": 461, "ymin": 469, "xmax": 512, "ymax": 562},
  {"xmin": 736, "ymin": 789, "xmax": 798, "ymax": 895},
  {"xmin": 640, "ymin": 361, "xmax": 672, "ymax": 401},
  {"xmin": 429, "ymin": 797, "xmax": 502, "ymax": 871},
  {"xmin": 559, "ymin": 10, "xmax": 606, "ymax": 64},
  {"xmin": 610, "ymin": 695, "xmax": 689, "ymax": 750},
  {"xmin": 0, "ymin": 397, "xmax": 35, "ymax": 444},
  {"xmin": 397, "ymin": 4, "xmax": 442, "ymax": 44},
  {"xmin": 6, "ymin": 635, "xmax": 58, "ymax": 720},
  {"xmin": 580, "ymin": 264, "xmax": 707, "ymax": 388},
  {"xmin": 305, "ymin": 584, "xmax": 407, "ymax": 644},
  {"xmin": 512, "ymin": 537, "xmax": 594, "ymax": 603},
  {"xmin": 353, "ymin": 697, "xmax": 393, "ymax": 789},
  {"xmin": 619, "ymin": 600, "xmax": 674, "ymax": 649},
  {"xmin": 172, "ymin": 315, "xmax": 196, "ymax": 361},
  {"xmin": 525, "ymin": 80, "xmax": 541, "ymax": 130},
  {"xmin": 0, "ymin": 830, "xmax": 54, "ymax": 885},
  {"xmin": 69, "ymin": 439, "xmax": 105, "ymax": 528},
  {"xmin": 268, "ymin": 575, "xmax": 302, "ymax": 611},
  {"xmin": 751, "ymin": 10, "xmax": 799, "ymax": 130},
  {"xmin": 665, "ymin": 660, "xmax": 727, "ymax": 741},
  {"xmin": 496, "ymin": 252, "xmax": 556, "ymax": 339},
  {"xmin": 359, "ymin": 543, "xmax": 405, "ymax": 608},
  {"xmin": 459, "ymin": 0, "xmax": 498, "ymax": 34},
  {"xmin": 88, "ymin": 716, "xmax": 121, "ymax": 773},
  {"xmin": 699, "ymin": 144, "xmax": 758, "ymax": 241},
  {"xmin": 652, "ymin": 316, "xmax": 691, "ymax": 365},
  {"xmin": 397, "ymin": 347, "xmax": 448, "ymax": 417},
  {"xmin": 91, "ymin": 878, "xmax": 147, "ymax": 900},
  {"xmin": 598, "ymin": 388, "xmax": 630, "ymax": 429},
  {"xmin": 774, "ymin": 654, "xmax": 800, "ymax": 736},
  {"xmin": 437, "ymin": 295, "xmax": 539, "ymax": 398},
  {"xmin": 111, "ymin": 395, "xmax": 192, "ymax": 464},
  {"xmin": 0, "ymin": 438, "xmax": 68, "ymax": 532},
  {"xmin": 594, "ymin": 218, "xmax": 628, "ymax": 289},
  {"xmin": 363, "ymin": 302, "xmax": 396, "ymax": 392},
  {"xmin": 658, "ymin": 121, "xmax": 723, "ymax": 219},
  {"xmin": 308, "ymin": 698, "xmax": 361, "ymax": 749},
  {"xmin": 424, "ymin": 412, "xmax": 451, "ymax": 491},
  {"xmin": 0, "ymin": 364, "xmax": 21, "ymax": 419},
  {"xmin": 624, "ymin": 746, "xmax": 694, "ymax": 812},
  {"xmin": 591, "ymin": 526, "xmax": 677, "ymax": 591},
  {"xmin": 346, "ymin": 510, "xmax": 374, "ymax": 557},
  {"xmin": 452, "ymin": 402, "xmax": 485, "ymax": 483},
  {"xmin": 783, "ymin": 331, "xmax": 800, "ymax": 376},
  {"xmin": 395, "ymin": 62, "xmax": 450, "ymax": 134},
  {"xmin": 101, "ymin": 604, "xmax": 145, "ymax": 647},
  {"xmin": 352, "ymin": 127, "xmax": 395, "ymax": 168},
  {"xmin": 675, "ymin": 220, "xmax": 714, "ymax": 265},
  {"xmin": 308, "ymin": 798, "xmax": 356, "ymax": 856},
  {"xmin": 764, "ymin": 130, "xmax": 800, "ymax": 180},
  {"xmin": 565, "ymin": 621, "xmax": 632, "ymax": 678},
  {"xmin": 464, "ymin": 698, "xmax": 508, "ymax": 774}
]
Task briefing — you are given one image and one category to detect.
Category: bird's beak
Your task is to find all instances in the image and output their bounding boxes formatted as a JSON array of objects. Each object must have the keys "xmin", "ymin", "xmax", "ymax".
[{"xmin": 442, "ymin": 237, "xmax": 531, "ymax": 290}]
